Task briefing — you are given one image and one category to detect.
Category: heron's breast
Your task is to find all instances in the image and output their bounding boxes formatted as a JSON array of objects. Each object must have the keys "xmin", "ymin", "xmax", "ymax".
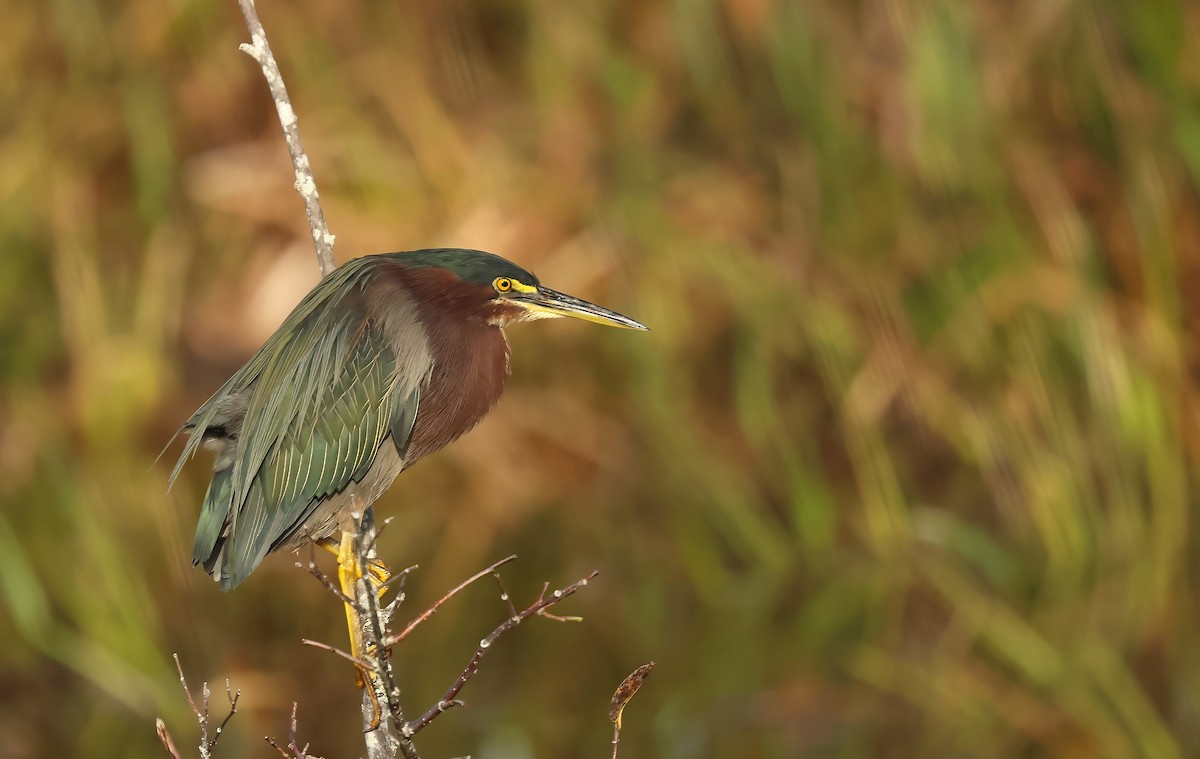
[{"xmin": 404, "ymin": 323, "xmax": 509, "ymax": 462}]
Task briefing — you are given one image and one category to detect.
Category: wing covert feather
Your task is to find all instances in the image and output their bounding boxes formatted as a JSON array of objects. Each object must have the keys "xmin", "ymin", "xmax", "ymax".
[{"xmin": 175, "ymin": 257, "xmax": 432, "ymax": 588}]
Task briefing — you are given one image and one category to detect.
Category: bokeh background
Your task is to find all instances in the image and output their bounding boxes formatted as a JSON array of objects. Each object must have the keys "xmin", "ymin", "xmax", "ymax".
[{"xmin": 4, "ymin": 1, "xmax": 1200, "ymax": 757}]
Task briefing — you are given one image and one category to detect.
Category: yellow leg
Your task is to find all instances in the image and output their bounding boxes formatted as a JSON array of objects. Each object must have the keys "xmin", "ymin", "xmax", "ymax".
[
  {"xmin": 336, "ymin": 532, "xmax": 365, "ymax": 667},
  {"xmin": 332, "ymin": 532, "xmax": 392, "ymax": 689}
]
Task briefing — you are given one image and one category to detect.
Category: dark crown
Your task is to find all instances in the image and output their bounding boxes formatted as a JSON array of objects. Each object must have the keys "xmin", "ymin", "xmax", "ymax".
[{"xmin": 382, "ymin": 248, "xmax": 539, "ymax": 288}]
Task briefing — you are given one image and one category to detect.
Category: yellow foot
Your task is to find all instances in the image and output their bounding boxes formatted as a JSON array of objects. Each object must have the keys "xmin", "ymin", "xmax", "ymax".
[
  {"xmin": 362, "ymin": 556, "xmax": 391, "ymax": 591},
  {"xmin": 321, "ymin": 536, "xmax": 391, "ymax": 596},
  {"xmin": 333, "ymin": 532, "xmax": 392, "ymax": 689}
]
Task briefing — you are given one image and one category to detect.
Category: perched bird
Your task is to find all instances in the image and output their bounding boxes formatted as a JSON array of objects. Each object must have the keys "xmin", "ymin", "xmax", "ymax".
[{"xmin": 170, "ymin": 248, "xmax": 646, "ymax": 590}]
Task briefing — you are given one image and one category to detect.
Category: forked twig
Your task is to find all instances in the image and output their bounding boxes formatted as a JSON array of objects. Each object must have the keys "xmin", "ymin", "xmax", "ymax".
[
  {"xmin": 405, "ymin": 569, "xmax": 599, "ymax": 735},
  {"xmin": 213, "ymin": 680, "xmax": 241, "ymax": 750},
  {"xmin": 157, "ymin": 654, "xmax": 240, "ymax": 759},
  {"xmin": 384, "ymin": 555, "xmax": 519, "ymax": 646},
  {"xmin": 265, "ymin": 702, "xmax": 318, "ymax": 759}
]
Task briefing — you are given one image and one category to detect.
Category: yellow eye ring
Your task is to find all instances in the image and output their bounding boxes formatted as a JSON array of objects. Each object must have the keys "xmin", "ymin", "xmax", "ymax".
[{"xmin": 494, "ymin": 277, "xmax": 513, "ymax": 293}]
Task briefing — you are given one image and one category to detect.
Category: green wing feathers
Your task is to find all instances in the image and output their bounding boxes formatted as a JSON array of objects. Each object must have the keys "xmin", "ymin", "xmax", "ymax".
[
  {"xmin": 219, "ymin": 330, "xmax": 402, "ymax": 587},
  {"xmin": 173, "ymin": 258, "xmax": 425, "ymax": 590},
  {"xmin": 193, "ymin": 467, "xmax": 232, "ymax": 573}
]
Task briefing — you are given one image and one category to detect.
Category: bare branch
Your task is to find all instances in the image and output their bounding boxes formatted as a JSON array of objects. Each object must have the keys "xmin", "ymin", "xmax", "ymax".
[
  {"xmin": 296, "ymin": 546, "xmax": 361, "ymax": 610},
  {"xmin": 233, "ymin": 0, "xmax": 335, "ymax": 275},
  {"xmin": 406, "ymin": 570, "xmax": 600, "ymax": 736},
  {"xmin": 265, "ymin": 737, "xmax": 292, "ymax": 759},
  {"xmin": 162, "ymin": 655, "xmax": 240, "ymax": 759},
  {"xmin": 364, "ymin": 516, "xmax": 395, "ymax": 555},
  {"xmin": 493, "ymin": 569, "xmax": 517, "ymax": 620},
  {"xmin": 172, "ymin": 654, "xmax": 205, "ymax": 744},
  {"xmin": 384, "ymin": 555, "xmax": 519, "ymax": 647},
  {"xmin": 265, "ymin": 702, "xmax": 319, "ymax": 759},
  {"xmin": 301, "ymin": 638, "xmax": 376, "ymax": 672},
  {"xmin": 380, "ymin": 562, "xmax": 420, "ymax": 593},
  {"xmin": 212, "ymin": 679, "xmax": 241, "ymax": 751}
]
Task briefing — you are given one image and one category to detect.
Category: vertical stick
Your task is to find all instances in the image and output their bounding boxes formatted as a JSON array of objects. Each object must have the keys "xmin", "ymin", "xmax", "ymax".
[
  {"xmin": 233, "ymin": 0, "xmax": 336, "ymax": 278},
  {"xmin": 230, "ymin": 2, "xmax": 402, "ymax": 756}
]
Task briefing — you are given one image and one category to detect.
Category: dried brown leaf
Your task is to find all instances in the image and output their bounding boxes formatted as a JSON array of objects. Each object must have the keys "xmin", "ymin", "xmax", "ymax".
[{"xmin": 609, "ymin": 661, "xmax": 656, "ymax": 729}]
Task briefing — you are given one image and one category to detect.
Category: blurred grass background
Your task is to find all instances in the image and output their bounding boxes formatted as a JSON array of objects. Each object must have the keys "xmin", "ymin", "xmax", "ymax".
[{"xmin": 3, "ymin": 0, "xmax": 1200, "ymax": 756}]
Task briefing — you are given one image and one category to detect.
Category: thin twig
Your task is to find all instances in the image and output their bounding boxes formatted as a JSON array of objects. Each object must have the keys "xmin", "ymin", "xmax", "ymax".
[
  {"xmin": 405, "ymin": 570, "xmax": 599, "ymax": 735},
  {"xmin": 156, "ymin": 719, "xmax": 183, "ymax": 759},
  {"xmin": 300, "ymin": 634, "xmax": 386, "ymax": 727},
  {"xmin": 380, "ymin": 562, "xmax": 420, "ymax": 592},
  {"xmin": 265, "ymin": 737, "xmax": 292, "ymax": 759},
  {"xmin": 265, "ymin": 702, "xmax": 314, "ymax": 759},
  {"xmin": 531, "ymin": 581, "xmax": 585, "ymax": 623},
  {"xmin": 493, "ymin": 569, "xmax": 517, "ymax": 619},
  {"xmin": 212, "ymin": 679, "xmax": 241, "ymax": 751},
  {"xmin": 176, "ymin": 655, "xmax": 210, "ymax": 759},
  {"xmin": 384, "ymin": 555, "xmax": 519, "ymax": 646},
  {"xmin": 301, "ymin": 638, "xmax": 375, "ymax": 672},
  {"xmin": 296, "ymin": 545, "xmax": 360, "ymax": 609},
  {"xmin": 162, "ymin": 655, "xmax": 240, "ymax": 759},
  {"xmin": 364, "ymin": 516, "xmax": 395, "ymax": 555},
  {"xmin": 172, "ymin": 654, "xmax": 205, "ymax": 743},
  {"xmin": 233, "ymin": 0, "xmax": 335, "ymax": 276}
]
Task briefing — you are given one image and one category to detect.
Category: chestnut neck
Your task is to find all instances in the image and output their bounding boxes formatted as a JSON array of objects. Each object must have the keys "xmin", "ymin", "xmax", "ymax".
[{"xmin": 381, "ymin": 263, "xmax": 512, "ymax": 463}]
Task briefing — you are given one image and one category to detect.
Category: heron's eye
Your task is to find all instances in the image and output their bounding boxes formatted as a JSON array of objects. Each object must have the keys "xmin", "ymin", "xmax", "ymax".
[{"xmin": 494, "ymin": 277, "xmax": 513, "ymax": 293}]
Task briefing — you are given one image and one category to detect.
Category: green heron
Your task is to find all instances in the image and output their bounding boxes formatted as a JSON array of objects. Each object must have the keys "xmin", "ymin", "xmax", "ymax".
[{"xmin": 170, "ymin": 248, "xmax": 646, "ymax": 592}]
